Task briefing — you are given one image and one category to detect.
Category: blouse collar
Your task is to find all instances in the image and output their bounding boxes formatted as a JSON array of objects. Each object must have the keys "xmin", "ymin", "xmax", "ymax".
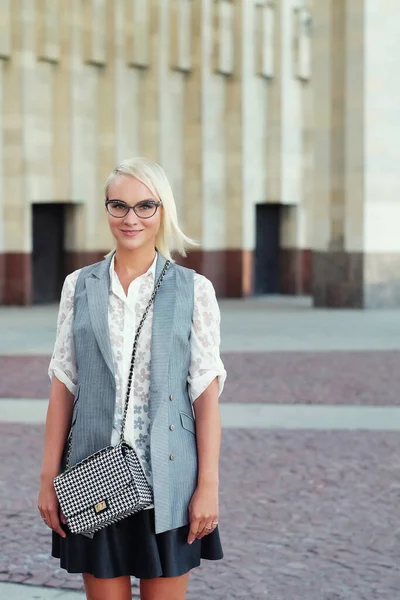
[{"xmin": 109, "ymin": 250, "xmax": 158, "ymax": 296}]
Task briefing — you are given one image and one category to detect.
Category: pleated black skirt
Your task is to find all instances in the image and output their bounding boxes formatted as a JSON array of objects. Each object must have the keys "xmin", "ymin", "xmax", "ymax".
[{"xmin": 51, "ymin": 508, "xmax": 223, "ymax": 579}]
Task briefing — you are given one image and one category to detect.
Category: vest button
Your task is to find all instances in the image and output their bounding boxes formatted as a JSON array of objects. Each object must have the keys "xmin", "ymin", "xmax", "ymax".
[
  {"xmin": 169, "ymin": 454, "xmax": 175, "ymax": 461},
  {"xmin": 169, "ymin": 394, "xmax": 174, "ymax": 401},
  {"xmin": 169, "ymin": 424, "xmax": 175, "ymax": 431}
]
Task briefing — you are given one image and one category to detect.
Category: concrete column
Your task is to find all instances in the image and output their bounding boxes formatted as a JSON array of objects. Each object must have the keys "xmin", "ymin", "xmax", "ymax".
[
  {"xmin": 96, "ymin": 0, "xmax": 116, "ymax": 252},
  {"xmin": 312, "ymin": 0, "xmax": 400, "ymax": 307},
  {"xmin": 266, "ymin": 0, "xmax": 282, "ymax": 206},
  {"xmin": 186, "ymin": 0, "xmax": 225, "ymax": 292},
  {"xmin": 362, "ymin": 0, "xmax": 400, "ymax": 307},
  {"xmin": 139, "ymin": 0, "xmax": 160, "ymax": 160},
  {"xmin": 241, "ymin": 0, "xmax": 269, "ymax": 295},
  {"xmin": 114, "ymin": 0, "xmax": 141, "ymax": 163},
  {"xmin": 182, "ymin": 0, "xmax": 203, "ymax": 245},
  {"xmin": 66, "ymin": 0, "xmax": 114, "ymax": 269},
  {"xmin": 0, "ymin": 59, "xmax": 4, "ymax": 303},
  {"xmin": 0, "ymin": 0, "xmax": 8, "ymax": 303},
  {"xmin": 54, "ymin": 0, "xmax": 73, "ymax": 202},
  {"xmin": 23, "ymin": 1, "xmax": 55, "ymax": 206},
  {"xmin": 69, "ymin": 0, "xmax": 98, "ymax": 255},
  {"xmin": 242, "ymin": 0, "xmax": 269, "ymax": 242},
  {"xmin": 158, "ymin": 1, "xmax": 186, "ymax": 213},
  {"xmin": 224, "ymin": 0, "xmax": 245, "ymax": 296},
  {"xmin": 2, "ymin": 0, "xmax": 31, "ymax": 304},
  {"xmin": 312, "ymin": 0, "xmax": 365, "ymax": 307},
  {"xmin": 279, "ymin": 0, "xmax": 313, "ymax": 296}
]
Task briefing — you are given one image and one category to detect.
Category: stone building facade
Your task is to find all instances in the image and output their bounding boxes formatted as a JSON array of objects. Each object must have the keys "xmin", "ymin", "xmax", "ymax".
[{"xmin": 0, "ymin": 0, "xmax": 399, "ymax": 307}]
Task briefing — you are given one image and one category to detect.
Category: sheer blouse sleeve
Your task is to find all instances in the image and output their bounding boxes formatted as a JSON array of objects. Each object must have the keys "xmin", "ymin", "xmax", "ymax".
[
  {"xmin": 48, "ymin": 269, "xmax": 81, "ymax": 396},
  {"xmin": 187, "ymin": 274, "xmax": 227, "ymax": 404}
]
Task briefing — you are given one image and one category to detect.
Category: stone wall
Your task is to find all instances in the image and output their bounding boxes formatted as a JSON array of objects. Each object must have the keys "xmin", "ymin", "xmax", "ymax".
[
  {"xmin": 1, "ymin": 0, "xmax": 399, "ymax": 307},
  {"xmin": 1, "ymin": 0, "xmax": 313, "ymax": 303}
]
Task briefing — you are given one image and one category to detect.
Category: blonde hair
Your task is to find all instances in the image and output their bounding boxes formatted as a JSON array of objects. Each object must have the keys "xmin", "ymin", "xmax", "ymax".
[{"xmin": 104, "ymin": 157, "xmax": 199, "ymax": 262}]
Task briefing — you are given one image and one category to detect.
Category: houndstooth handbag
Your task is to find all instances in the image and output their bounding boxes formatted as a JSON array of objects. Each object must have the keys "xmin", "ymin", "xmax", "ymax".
[{"xmin": 53, "ymin": 259, "xmax": 171, "ymax": 539}]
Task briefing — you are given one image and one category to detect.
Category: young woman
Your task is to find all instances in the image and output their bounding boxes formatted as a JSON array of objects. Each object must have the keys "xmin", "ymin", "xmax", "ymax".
[{"xmin": 37, "ymin": 157, "xmax": 226, "ymax": 600}]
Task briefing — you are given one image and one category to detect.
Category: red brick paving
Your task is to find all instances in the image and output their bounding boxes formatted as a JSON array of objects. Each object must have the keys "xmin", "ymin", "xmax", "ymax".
[
  {"xmin": 1, "ymin": 351, "xmax": 400, "ymax": 405},
  {"xmin": 222, "ymin": 351, "xmax": 400, "ymax": 405},
  {"xmin": 1, "ymin": 423, "xmax": 400, "ymax": 599},
  {"xmin": 0, "ymin": 356, "xmax": 51, "ymax": 399}
]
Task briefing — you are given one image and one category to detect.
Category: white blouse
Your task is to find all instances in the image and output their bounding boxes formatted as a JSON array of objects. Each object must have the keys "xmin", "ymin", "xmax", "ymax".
[{"xmin": 48, "ymin": 252, "xmax": 227, "ymax": 490}]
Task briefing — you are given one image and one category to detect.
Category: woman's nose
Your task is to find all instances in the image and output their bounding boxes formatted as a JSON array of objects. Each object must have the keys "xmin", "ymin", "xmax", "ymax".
[{"xmin": 123, "ymin": 208, "xmax": 139, "ymax": 226}]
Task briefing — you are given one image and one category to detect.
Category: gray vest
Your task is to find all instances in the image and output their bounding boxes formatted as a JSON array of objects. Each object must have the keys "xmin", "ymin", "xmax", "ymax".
[{"xmin": 62, "ymin": 250, "xmax": 197, "ymax": 534}]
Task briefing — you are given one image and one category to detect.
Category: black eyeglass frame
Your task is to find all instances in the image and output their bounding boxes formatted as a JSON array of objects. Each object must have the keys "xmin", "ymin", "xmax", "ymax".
[{"xmin": 105, "ymin": 199, "xmax": 162, "ymax": 219}]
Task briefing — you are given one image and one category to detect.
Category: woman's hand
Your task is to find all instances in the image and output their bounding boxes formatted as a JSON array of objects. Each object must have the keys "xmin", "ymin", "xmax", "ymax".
[
  {"xmin": 37, "ymin": 475, "xmax": 67, "ymax": 538},
  {"xmin": 187, "ymin": 482, "xmax": 219, "ymax": 544},
  {"xmin": 38, "ymin": 377, "xmax": 75, "ymax": 539}
]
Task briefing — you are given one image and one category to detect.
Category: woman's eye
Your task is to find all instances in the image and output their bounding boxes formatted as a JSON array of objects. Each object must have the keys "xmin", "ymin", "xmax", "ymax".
[
  {"xmin": 139, "ymin": 203, "xmax": 152, "ymax": 210},
  {"xmin": 110, "ymin": 202, "xmax": 126, "ymax": 210}
]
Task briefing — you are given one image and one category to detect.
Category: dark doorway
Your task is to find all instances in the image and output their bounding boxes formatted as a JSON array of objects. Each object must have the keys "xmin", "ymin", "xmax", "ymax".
[
  {"xmin": 255, "ymin": 203, "xmax": 281, "ymax": 294},
  {"xmin": 32, "ymin": 204, "xmax": 66, "ymax": 303}
]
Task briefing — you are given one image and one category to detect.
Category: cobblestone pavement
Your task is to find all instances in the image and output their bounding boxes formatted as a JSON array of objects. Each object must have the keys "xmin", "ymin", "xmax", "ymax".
[
  {"xmin": 1, "ymin": 423, "xmax": 400, "ymax": 600},
  {"xmin": 2, "ymin": 351, "xmax": 400, "ymax": 405}
]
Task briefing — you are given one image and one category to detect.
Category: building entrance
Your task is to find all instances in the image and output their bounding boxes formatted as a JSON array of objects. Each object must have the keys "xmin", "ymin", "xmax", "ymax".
[
  {"xmin": 255, "ymin": 203, "xmax": 281, "ymax": 294},
  {"xmin": 32, "ymin": 203, "xmax": 66, "ymax": 303}
]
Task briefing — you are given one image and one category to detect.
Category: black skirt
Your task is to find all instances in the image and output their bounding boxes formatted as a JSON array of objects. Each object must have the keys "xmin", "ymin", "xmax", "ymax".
[{"xmin": 51, "ymin": 508, "xmax": 223, "ymax": 579}]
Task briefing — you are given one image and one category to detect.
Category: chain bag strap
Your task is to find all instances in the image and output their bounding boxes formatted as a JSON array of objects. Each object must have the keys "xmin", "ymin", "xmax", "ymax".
[{"xmin": 65, "ymin": 258, "xmax": 171, "ymax": 470}]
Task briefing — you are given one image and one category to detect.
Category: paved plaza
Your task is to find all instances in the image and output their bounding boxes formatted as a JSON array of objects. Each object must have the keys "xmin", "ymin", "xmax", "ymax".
[{"xmin": 1, "ymin": 298, "xmax": 400, "ymax": 599}]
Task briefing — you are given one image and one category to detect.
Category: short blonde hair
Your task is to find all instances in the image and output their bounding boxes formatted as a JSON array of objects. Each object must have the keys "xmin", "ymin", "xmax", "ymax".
[{"xmin": 104, "ymin": 157, "xmax": 199, "ymax": 262}]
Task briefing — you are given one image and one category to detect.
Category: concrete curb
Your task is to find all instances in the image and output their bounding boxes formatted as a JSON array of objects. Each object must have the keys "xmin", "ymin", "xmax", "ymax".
[{"xmin": 1, "ymin": 399, "xmax": 400, "ymax": 430}]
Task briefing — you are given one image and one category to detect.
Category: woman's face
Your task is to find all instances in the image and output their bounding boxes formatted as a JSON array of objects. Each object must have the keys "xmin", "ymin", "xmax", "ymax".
[{"xmin": 106, "ymin": 174, "xmax": 162, "ymax": 252}]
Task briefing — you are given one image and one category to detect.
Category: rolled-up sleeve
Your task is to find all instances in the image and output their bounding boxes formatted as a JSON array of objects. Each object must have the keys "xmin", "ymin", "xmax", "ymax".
[
  {"xmin": 187, "ymin": 274, "xmax": 227, "ymax": 403},
  {"xmin": 48, "ymin": 270, "xmax": 80, "ymax": 396}
]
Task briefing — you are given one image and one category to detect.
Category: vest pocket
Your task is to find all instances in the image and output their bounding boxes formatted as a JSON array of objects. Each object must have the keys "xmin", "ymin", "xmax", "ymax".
[{"xmin": 179, "ymin": 411, "xmax": 196, "ymax": 435}]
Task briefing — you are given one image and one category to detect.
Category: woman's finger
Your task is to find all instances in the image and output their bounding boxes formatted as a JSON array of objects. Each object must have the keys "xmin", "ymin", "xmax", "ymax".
[
  {"xmin": 195, "ymin": 519, "xmax": 207, "ymax": 539},
  {"xmin": 41, "ymin": 509, "xmax": 52, "ymax": 528},
  {"xmin": 187, "ymin": 518, "xmax": 201, "ymax": 544},
  {"xmin": 197, "ymin": 520, "xmax": 216, "ymax": 539},
  {"xmin": 47, "ymin": 507, "xmax": 67, "ymax": 538},
  {"xmin": 196, "ymin": 520, "xmax": 208, "ymax": 539}
]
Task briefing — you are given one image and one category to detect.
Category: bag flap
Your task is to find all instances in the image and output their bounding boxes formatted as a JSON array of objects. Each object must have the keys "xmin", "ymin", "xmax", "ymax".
[{"xmin": 54, "ymin": 444, "xmax": 133, "ymax": 517}]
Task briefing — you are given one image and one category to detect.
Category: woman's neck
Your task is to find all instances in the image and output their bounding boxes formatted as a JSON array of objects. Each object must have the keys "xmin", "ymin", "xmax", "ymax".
[{"xmin": 113, "ymin": 245, "xmax": 157, "ymax": 279}]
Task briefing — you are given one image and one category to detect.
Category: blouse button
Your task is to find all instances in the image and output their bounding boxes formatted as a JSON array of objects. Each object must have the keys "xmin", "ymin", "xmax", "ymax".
[
  {"xmin": 169, "ymin": 394, "xmax": 174, "ymax": 401},
  {"xmin": 169, "ymin": 454, "xmax": 175, "ymax": 461},
  {"xmin": 169, "ymin": 424, "xmax": 175, "ymax": 431}
]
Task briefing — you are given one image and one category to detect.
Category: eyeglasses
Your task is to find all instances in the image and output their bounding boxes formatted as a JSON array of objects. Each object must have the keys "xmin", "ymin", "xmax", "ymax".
[{"xmin": 105, "ymin": 199, "xmax": 162, "ymax": 219}]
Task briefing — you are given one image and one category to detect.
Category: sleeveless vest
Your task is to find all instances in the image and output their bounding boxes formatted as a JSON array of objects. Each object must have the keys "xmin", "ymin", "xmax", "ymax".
[{"xmin": 62, "ymin": 250, "xmax": 197, "ymax": 534}]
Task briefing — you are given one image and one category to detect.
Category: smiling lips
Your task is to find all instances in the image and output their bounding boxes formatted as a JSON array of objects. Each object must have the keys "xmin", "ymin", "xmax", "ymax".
[{"xmin": 120, "ymin": 230, "xmax": 143, "ymax": 237}]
